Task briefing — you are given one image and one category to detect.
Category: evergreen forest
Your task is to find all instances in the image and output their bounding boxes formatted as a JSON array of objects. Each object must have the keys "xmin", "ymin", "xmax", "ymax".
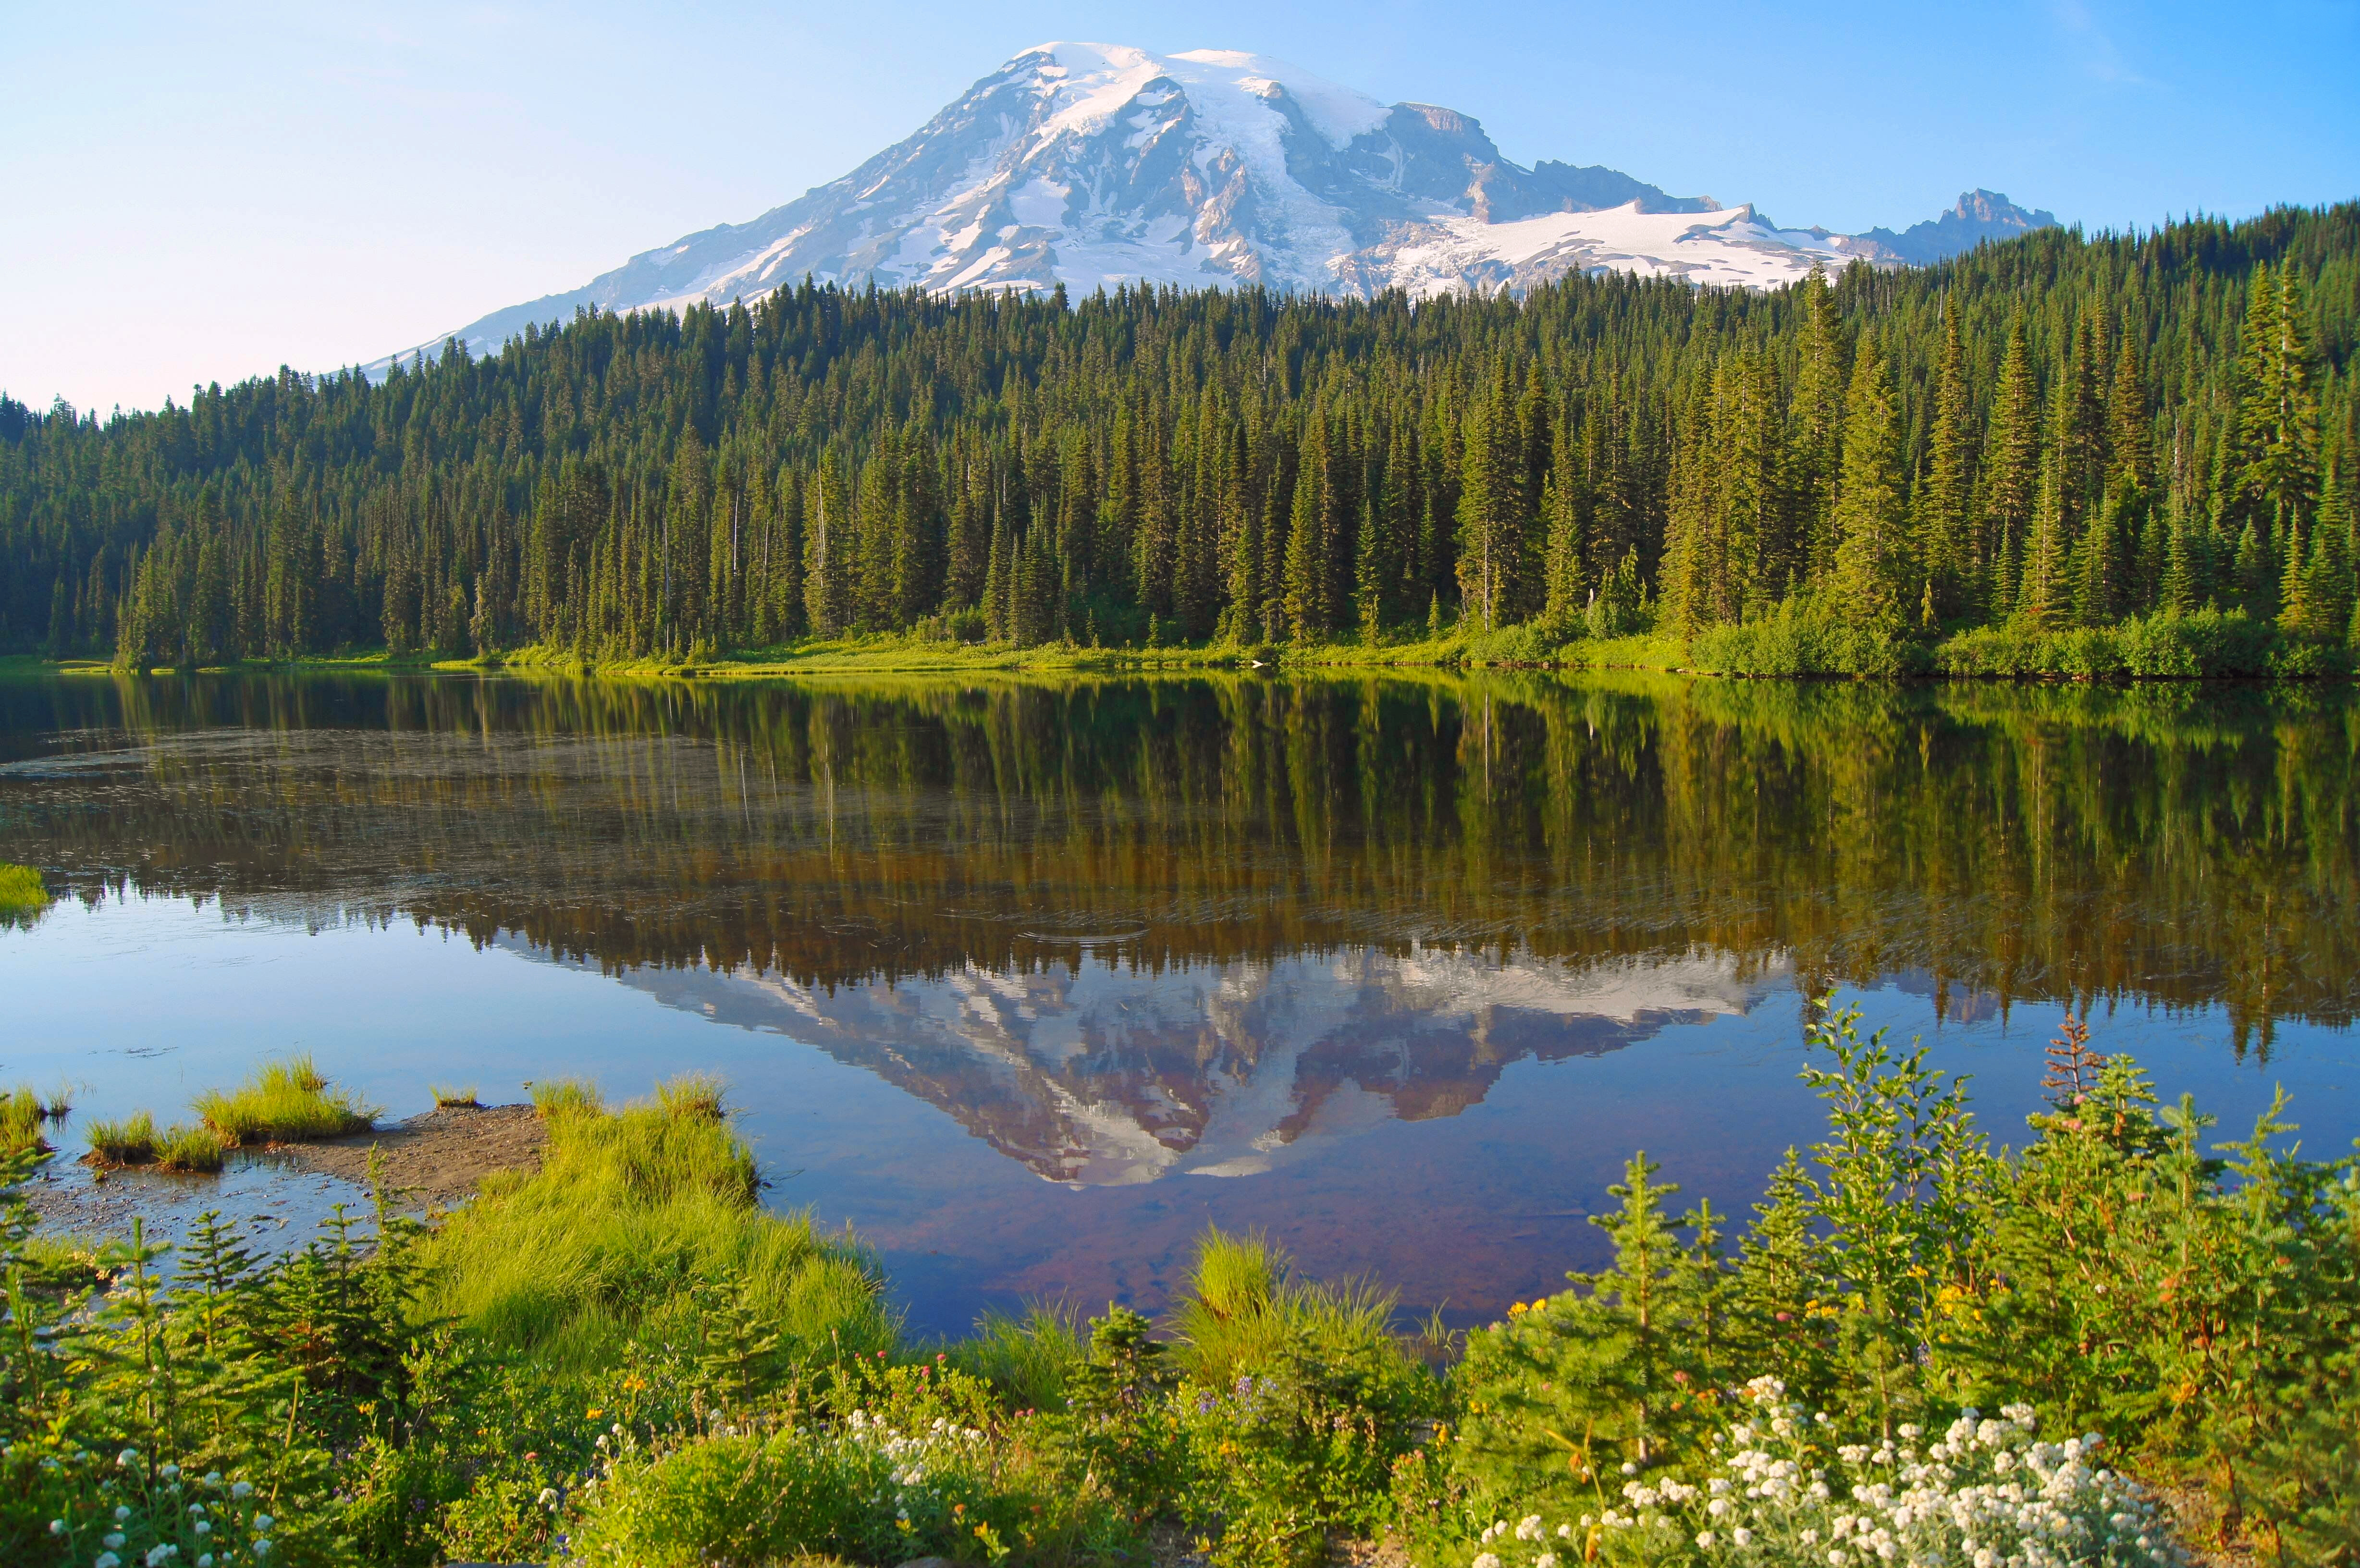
[{"xmin": 0, "ymin": 204, "xmax": 2355, "ymax": 671}]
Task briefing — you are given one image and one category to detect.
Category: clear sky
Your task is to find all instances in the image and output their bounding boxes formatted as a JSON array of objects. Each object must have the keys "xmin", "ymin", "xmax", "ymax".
[{"xmin": 6, "ymin": 0, "xmax": 2354, "ymax": 415}]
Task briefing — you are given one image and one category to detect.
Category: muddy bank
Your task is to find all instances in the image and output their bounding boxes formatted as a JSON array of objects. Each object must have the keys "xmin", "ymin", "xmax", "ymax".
[
  {"xmin": 23, "ymin": 1102, "xmax": 546, "ymax": 1251},
  {"xmin": 271, "ymin": 1101, "xmax": 545, "ymax": 1202}
]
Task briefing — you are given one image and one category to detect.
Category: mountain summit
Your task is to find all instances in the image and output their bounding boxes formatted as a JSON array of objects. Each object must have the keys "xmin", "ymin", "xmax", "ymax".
[{"xmin": 406, "ymin": 44, "xmax": 2054, "ymax": 363}]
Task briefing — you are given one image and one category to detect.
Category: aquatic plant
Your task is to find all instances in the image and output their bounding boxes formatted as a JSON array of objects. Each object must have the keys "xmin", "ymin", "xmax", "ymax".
[
  {"xmin": 154, "ymin": 1123, "xmax": 224, "ymax": 1174},
  {"xmin": 84, "ymin": 1112, "xmax": 158, "ymax": 1166},
  {"xmin": 2, "ymin": 1085, "xmax": 51, "ymax": 1158},
  {"xmin": 0, "ymin": 862, "xmax": 49, "ymax": 928},
  {"xmin": 191, "ymin": 1054, "xmax": 373, "ymax": 1144},
  {"xmin": 428, "ymin": 1084, "xmax": 480, "ymax": 1109}
]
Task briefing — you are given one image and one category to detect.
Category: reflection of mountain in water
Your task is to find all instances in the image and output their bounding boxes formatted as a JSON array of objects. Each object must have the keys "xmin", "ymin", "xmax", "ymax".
[{"xmin": 510, "ymin": 937, "xmax": 1785, "ymax": 1185}]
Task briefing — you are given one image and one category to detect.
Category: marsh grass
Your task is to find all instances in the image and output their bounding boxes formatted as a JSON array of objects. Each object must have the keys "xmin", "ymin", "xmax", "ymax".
[
  {"xmin": 155, "ymin": 1122, "xmax": 225, "ymax": 1173},
  {"xmin": 423, "ymin": 1076, "xmax": 895, "ymax": 1371},
  {"xmin": 85, "ymin": 1110, "xmax": 159, "ymax": 1165},
  {"xmin": 2, "ymin": 1085, "xmax": 52, "ymax": 1157},
  {"xmin": 40, "ymin": 1084, "xmax": 73, "ymax": 1120},
  {"xmin": 529, "ymin": 1077, "xmax": 604, "ymax": 1121},
  {"xmin": 430, "ymin": 1083, "xmax": 481, "ymax": 1109},
  {"xmin": 193, "ymin": 1053, "xmax": 374, "ymax": 1144},
  {"xmin": 0, "ymin": 861, "xmax": 48, "ymax": 921}
]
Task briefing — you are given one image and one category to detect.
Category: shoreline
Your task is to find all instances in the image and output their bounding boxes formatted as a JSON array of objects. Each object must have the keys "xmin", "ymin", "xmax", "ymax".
[
  {"xmin": 25, "ymin": 1102, "xmax": 547, "ymax": 1251},
  {"xmin": 10, "ymin": 637, "xmax": 2357, "ymax": 685}
]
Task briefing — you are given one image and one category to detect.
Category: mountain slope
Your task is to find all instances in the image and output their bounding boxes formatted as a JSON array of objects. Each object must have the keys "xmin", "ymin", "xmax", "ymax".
[{"xmin": 394, "ymin": 43, "xmax": 2054, "ymax": 365}]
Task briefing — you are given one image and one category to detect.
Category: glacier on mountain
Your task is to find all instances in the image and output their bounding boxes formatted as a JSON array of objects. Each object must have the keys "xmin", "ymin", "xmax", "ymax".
[{"xmin": 388, "ymin": 43, "xmax": 2054, "ymax": 368}]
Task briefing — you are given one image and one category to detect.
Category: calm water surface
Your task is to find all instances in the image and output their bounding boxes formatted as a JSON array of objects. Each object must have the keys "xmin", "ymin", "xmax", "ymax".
[{"xmin": 1, "ymin": 671, "xmax": 2354, "ymax": 1335}]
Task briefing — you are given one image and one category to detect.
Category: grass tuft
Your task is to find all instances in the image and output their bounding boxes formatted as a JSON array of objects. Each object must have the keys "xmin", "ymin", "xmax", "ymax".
[
  {"xmin": 39, "ymin": 1083, "xmax": 74, "ymax": 1120},
  {"xmin": 529, "ymin": 1077, "xmax": 605, "ymax": 1122},
  {"xmin": 422, "ymin": 1084, "xmax": 893, "ymax": 1371},
  {"xmin": 193, "ymin": 1054, "xmax": 374, "ymax": 1145},
  {"xmin": 3, "ymin": 1085, "xmax": 53, "ymax": 1158},
  {"xmin": 1172, "ymin": 1226, "xmax": 1403, "ymax": 1385},
  {"xmin": 0, "ymin": 862, "xmax": 48, "ymax": 923},
  {"xmin": 156, "ymin": 1122, "xmax": 225, "ymax": 1173},
  {"xmin": 953, "ymin": 1303, "xmax": 1085, "ymax": 1412},
  {"xmin": 654, "ymin": 1071, "xmax": 727, "ymax": 1121},
  {"xmin": 86, "ymin": 1110, "xmax": 159, "ymax": 1165},
  {"xmin": 430, "ymin": 1083, "xmax": 482, "ymax": 1109}
]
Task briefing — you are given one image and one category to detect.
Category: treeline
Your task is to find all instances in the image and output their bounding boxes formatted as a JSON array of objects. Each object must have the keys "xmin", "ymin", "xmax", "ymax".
[
  {"xmin": 7, "ymin": 671, "xmax": 2353, "ymax": 1035},
  {"xmin": 0, "ymin": 204, "xmax": 2355, "ymax": 664}
]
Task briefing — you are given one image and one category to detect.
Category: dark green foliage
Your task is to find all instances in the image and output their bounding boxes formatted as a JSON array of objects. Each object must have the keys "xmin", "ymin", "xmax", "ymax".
[
  {"xmin": 2, "ymin": 207, "xmax": 2354, "ymax": 668},
  {"xmin": 1451, "ymin": 1154, "xmax": 1733, "ymax": 1518}
]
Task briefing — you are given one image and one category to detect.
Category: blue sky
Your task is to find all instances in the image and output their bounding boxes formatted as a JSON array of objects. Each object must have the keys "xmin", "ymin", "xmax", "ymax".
[{"xmin": 5, "ymin": 0, "xmax": 2354, "ymax": 414}]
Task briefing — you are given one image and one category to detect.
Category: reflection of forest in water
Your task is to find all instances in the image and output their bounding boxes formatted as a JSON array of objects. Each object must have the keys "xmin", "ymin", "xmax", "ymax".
[{"xmin": 2, "ymin": 670, "xmax": 2355, "ymax": 1067}]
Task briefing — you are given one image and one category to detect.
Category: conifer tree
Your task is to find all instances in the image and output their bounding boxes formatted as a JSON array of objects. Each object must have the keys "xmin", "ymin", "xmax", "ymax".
[
  {"xmin": 1790, "ymin": 267, "xmax": 1848, "ymax": 580},
  {"xmin": 1919, "ymin": 301, "xmax": 1978, "ymax": 618},
  {"xmin": 1830, "ymin": 336, "xmax": 1914, "ymax": 627},
  {"xmin": 1982, "ymin": 318, "xmax": 2044, "ymax": 611}
]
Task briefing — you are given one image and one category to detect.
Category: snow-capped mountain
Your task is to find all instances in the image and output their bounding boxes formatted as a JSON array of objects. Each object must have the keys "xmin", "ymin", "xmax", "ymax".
[
  {"xmin": 400, "ymin": 43, "xmax": 2056, "ymax": 364},
  {"xmin": 536, "ymin": 939, "xmax": 1789, "ymax": 1188}
]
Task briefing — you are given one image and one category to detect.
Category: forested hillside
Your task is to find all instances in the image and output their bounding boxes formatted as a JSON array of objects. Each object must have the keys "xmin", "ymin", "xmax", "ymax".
[{"xmin": 1, "ymin": 204, "xmax": 2354, "ymax": 667}]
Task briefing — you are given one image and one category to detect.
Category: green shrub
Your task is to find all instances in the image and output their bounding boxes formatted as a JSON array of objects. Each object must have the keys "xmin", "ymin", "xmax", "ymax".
[
  {"xmin": 1690, "ymin": 599, "xmax": 1930, "ymax": 677},
  {"xmin": 1167, "ymin": 1231, "xmax": 1438, "ymax": 1568},
  {"xmin": 429, "ymin": 1083, "xmax": 480, "ymax": 1109},
  {"xmin": 193, "ymin": 1053, "xmax": 374, "ymax": 1144},
  {"xmin": 567, "ymin": 1360, "xmax": 1129, "ymax": 1567},
  {"xmin": 86, "ymin": 1109, "xmax": 159, "ymax": 1165}
]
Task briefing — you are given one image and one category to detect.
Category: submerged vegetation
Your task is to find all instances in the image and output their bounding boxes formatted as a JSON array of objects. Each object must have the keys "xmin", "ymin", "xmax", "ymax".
[{"xmin": 3, "ymin": 1013, "xmax": 2355, "ymax": 1566}]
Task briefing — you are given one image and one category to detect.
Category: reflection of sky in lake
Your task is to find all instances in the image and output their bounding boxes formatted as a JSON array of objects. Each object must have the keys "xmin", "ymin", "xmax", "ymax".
[
  {"xmin": 5, "ymin": 669, "xmax": 2358, "ymax": 1335},
  {"xmin": 5, "ymin": 893, "xmax": 2351, "ymax": 1338}
]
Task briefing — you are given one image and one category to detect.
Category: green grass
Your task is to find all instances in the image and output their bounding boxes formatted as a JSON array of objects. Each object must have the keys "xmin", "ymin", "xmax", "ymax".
[
  {"xmin": 1171, "ymin": 1227, "xmax": 1404, "ymax": 1385},
  {"xmin": 155, "ymin": 1122, "xmax": 225, "ymax": 1173},
  {"xmin": 0, "ymin": 862, "xmax": 51, "ymax": 929},
  {"xmin": 2, "ymin": 1085, "xmax": 52, "ymax": 1158},
  {"xmin": 653, "ymin": 1072, "xmax": 726, "ymax": 1120},
  {"xmin": 429, "ymin": 1083, "xmax": 481, "ymax": 1109},
  {"xmin": 85, "ymin": 1110, "xmax": 158, "ymax": 1165},
  {"xmin": 192, "ymin": 1054, "xmax": 374, "ymax": 1145},
  {"xmin": 420, "ymin": 1077, "xmax": 895, "ymax": 1370},
  {"xmin": 952, "ymin": 1303, "xmax": 1085, "ymax": 1413},
  {"xmin": 528, "ymin": 1077, "xmax": 604, "ymax": 1121}
]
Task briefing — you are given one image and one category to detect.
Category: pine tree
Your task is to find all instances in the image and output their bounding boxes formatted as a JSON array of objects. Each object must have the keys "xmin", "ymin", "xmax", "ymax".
[
  {"xmin": 1983, "ymin": 318, "xmax": 2043, "ymax": 612},
  {"xmin": 1790, "ymin": 267, "xmax": 1848, "ymax": 581},
  {"xmin": 2235, "ymin": 262, "xmax": 2322, "ymax": 540},
  {"xmin": 1830, "ymin": 336, "xmax": 1914, "ymax": 628},
  {"xmin": 1919, "ymin": 301, "xmax": 1978, "ymax": 618}
]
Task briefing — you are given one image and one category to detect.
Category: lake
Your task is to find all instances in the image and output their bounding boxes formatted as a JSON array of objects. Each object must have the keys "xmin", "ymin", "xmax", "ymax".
[{"xmin": 1, "ymin": 668, "xmax": 2354, "ymax": 1337}]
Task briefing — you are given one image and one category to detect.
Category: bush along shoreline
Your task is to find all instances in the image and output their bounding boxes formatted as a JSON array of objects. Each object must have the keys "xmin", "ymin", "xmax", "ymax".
[
  {"xmin": 38, "ymin": 591, "xmax": 2360, "ymax": 684},
  {"xmin": 4, "ymin": 1005, "xmax": 2355, "ymax": 1567}
]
